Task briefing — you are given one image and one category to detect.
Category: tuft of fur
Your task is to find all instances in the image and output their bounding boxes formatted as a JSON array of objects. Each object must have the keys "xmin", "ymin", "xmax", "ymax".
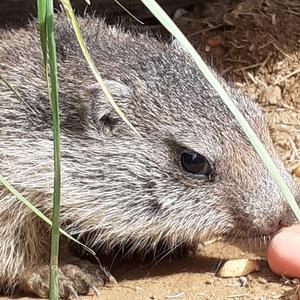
[{"xmin": 0, "ymin": 15, "xmax": 297, "ymax": 295}]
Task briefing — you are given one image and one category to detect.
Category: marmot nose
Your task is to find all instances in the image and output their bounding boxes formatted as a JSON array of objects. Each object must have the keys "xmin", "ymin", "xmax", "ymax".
[
  {"xmin": 253, "ymin": 219, "xmax": 284, "ymax": 236},
  {"xmin": 278, "ymin": 207, "xmax": 296, "ymax": 229},
  {"xmin": 266, "ymin": 202, "xmax": 296, "ymax": 235},
  {"xmin": 251, "ymin": 204, "xmax": 295, "ymax": 236},
  {"xmin": 275, "ymin": 219, "xmax": 288, "ymax": 233}
]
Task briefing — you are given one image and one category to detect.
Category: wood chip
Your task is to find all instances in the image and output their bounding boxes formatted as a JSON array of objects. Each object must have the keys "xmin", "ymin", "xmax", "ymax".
[{"xmin": 217, "ymin": 259, "xmax": 260, "ymax": 277}]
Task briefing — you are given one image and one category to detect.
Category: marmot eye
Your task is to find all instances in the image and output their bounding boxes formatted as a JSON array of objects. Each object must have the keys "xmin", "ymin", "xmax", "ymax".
[{"xmin": 181, "ymin": 152, "xmax": 212, "ymax": 175}]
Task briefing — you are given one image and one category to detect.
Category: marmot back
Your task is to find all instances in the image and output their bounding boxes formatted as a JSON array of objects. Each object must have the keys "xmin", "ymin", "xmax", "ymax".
[{"xmin": 0, "ymin": 15, "xmax": 297, "ymax": 298}]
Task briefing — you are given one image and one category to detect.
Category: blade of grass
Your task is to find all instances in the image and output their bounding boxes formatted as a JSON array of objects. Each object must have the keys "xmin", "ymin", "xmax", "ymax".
[
  {"xmin": 60, "ymin": 0, "xmax": 140, "ymax": 137},
  {"xmin": 37, "ymin": 0, "xmax": 48, "ymax": 82},
  {"xmin": 0, "ymin": 74, "xmax": 35, "ymax": 114},
  {"xmin": 113, "ymin": 0, "xmax": 144, "ymax": 24},
  {"xmin": 141, "ymin": 0, "xmax": 300, "ymax": 220},
  {"xmin": 44, "ymin": 0, "xmax": 61, "ymax": 298},
  {"xmin": 0, "ymin": 174, "xmax": 96, "ymax": 255}
]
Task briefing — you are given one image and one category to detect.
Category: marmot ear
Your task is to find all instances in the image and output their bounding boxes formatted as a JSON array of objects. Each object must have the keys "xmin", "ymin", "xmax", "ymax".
[{"xmin": 88, "ymin": 80, "xmax": 133, "ymax": 134}]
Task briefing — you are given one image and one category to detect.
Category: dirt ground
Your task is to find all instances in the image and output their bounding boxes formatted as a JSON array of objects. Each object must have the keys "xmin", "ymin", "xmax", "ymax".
[{"xmin": 1, "ymin": 0, "xmax": 300, "ymax": 299}]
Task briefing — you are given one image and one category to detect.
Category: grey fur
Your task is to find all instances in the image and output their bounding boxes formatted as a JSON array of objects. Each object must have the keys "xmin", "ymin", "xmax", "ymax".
[{"xmin": 0, "ymin": 15, "xmax": 296, "ymax": 297}]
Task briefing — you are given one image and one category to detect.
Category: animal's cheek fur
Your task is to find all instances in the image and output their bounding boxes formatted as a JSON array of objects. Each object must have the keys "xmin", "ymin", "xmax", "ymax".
[{"xmin": 152, "ymin": 182, "xmax": 233, "ymax": 230}]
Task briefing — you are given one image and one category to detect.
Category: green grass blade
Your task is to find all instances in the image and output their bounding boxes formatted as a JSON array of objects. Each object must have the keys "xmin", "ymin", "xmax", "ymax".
[
  {"xmin": 37, "ymin": 0, "xmax": 50, "ymax": 95},
  {"xmin": 0, "ymin": 175, "xmax": 96, "ymax": 255},
  {"xmin": 0, "ymin": 174, "xmax": 54, "ymax": 227},
  {"xmin": 37, "ymin": 0, "xmax": 47, "ymax": 69},
  {"xmin": 0, "ymin": 74, "xmax": 35, "ymax": 114},
  {"xmin": 60, "ymin": 0, "xmax": 140, "ymax": 137},
  {"xmin": 141, "ymin": 0, "xmax": 300, "ymax": 221},
  {"xmin": 113, "ymin": 0, "xmax": 144, "ymax": 24},
  {"xmin": 44, "ymin": 0, "xmax": 61, "ymax": 298}
]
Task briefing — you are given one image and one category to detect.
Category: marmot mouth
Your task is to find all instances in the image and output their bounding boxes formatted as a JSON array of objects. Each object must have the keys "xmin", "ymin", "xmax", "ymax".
[{"xmin": 220, "ymin": 228, "xmax": 276, "ymax": 245}]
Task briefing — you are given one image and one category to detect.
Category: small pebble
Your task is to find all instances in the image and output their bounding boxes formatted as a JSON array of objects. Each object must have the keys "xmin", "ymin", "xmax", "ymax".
[
  {"xmin": 258, "ymin": 277, "xmax": 267, "ymax": 284},
  {"xmin": 217, "ymin": 259, "xmax": 260, "ymax": 277},
  {"xmin": 238, "ymin": 276, "xmax": 248, "ymax": 287},
  {"xmin": 205, "ymin": 45, "xmax": 211, "ymax": 52},
  {"xmin": 205, "ymin": 279, "xmax": 213, "ymax": 285},
  {"xmin": 249, "ymin": 44, "xmax": 255, "ymax": 51},
  {"xmin": 284, "ymin": 279, "xmax": 300, "ymax": 287},
  {"xmin": 259, "ymin": 86, "xmax": 281, "ymax": 105}
]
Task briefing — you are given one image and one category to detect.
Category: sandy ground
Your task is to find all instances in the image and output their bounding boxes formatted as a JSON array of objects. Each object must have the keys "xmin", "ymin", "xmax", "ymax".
[
  {"xmin": 2, "ymin": 243, "xmax": 299, "ymax": 299},
  {"xmin": 1, "ymin": 0, "xmax": 300, "ymax": 299}
]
